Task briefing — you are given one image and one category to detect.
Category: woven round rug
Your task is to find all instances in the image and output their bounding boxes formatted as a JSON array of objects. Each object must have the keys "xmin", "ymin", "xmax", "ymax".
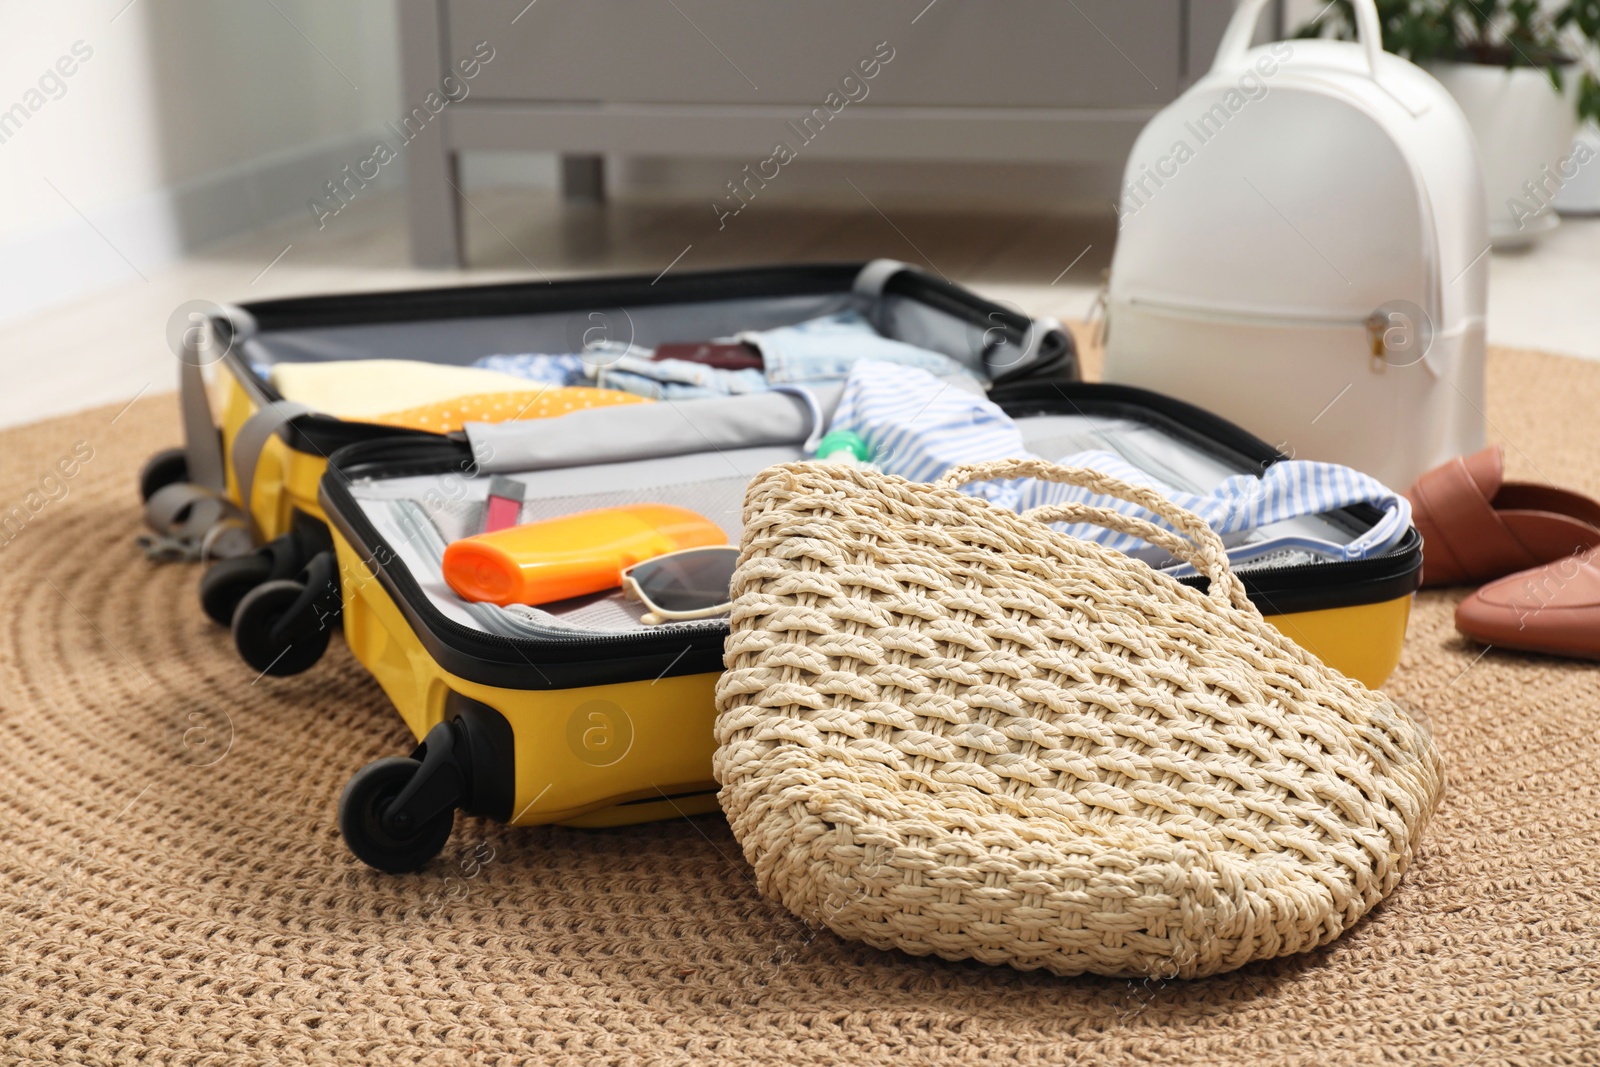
[{"xmin": 3, "ymin": 344, "xmax": 1599, "ymax": 1065}]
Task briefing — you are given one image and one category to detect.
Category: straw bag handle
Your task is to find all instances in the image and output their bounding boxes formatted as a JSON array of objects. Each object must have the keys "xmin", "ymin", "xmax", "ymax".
[{"xmin": 936, "ymin": 459, "xmax": 1251, "ymax": 610}]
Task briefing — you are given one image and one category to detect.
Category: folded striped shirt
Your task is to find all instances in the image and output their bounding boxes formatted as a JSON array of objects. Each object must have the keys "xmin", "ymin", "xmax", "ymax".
[{"xmin": 826, "ymin": 361, "xmax": 1411, "ymax": 568}]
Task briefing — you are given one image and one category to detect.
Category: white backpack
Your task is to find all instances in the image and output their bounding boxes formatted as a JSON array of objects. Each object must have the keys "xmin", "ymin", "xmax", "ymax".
[{"xmin": 1103, "ymin": 0, "xmax": 1488, "ymax": 490}]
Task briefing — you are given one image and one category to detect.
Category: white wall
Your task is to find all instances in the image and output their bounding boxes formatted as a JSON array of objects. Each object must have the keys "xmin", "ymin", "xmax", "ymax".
[{"xmin": 0, "ymin": 0, "xmax": 401, "ymax": 325}]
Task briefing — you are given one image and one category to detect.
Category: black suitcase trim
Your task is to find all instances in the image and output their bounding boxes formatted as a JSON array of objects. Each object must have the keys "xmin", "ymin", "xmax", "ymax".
[
  {"xmin": 319, "ymin": 381, "xmax": 1422, "ymax": 692},
  {"xmin": 222, "ymin": 262, "xmax": 1075, "ymax": 458}
]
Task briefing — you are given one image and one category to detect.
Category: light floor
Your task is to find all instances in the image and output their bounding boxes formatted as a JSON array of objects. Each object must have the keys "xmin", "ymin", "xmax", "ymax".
[{"xmin": 3, "ymin": 187, "xmax": 1597, "ymax": 430}]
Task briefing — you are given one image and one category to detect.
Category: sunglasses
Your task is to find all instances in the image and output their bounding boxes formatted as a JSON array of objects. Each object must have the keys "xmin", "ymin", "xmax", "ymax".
[{"xmin": 620, "ymin": 545, "xmax": 742, "ymax": 625}]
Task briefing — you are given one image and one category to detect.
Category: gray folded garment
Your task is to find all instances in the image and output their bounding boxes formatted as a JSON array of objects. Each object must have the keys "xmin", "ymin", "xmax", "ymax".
[
  {"xmin": 464, "ymin": 373, "xmax": 988, "ymax": 475},
  {"xmin": 465, "ymin": 384, "xmax": 840, "ymax": 474}
]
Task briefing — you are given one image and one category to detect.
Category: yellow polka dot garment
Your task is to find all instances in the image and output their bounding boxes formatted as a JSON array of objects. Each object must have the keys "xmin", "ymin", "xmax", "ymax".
[{"xmin": 368, "ymin": 386, "xmax": 650, "ymax": 433}]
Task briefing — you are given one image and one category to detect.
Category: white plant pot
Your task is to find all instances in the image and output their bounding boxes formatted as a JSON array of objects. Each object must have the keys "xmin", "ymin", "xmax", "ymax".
[
  {"xmin": 1553, "ymin": 122, "xmax": 1600, "ymax": 214},
  {"xmin": 1427, "ymin": 61, "xmax": 1582, "ymax": 248}
]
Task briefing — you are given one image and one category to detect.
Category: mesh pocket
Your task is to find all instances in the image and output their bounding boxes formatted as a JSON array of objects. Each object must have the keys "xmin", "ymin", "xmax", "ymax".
[
  {"xmin": 514, "ymin": 477, "xmax": 750, "ymax": 542},
  {"xmin": 391, "ymin": 477, "xmax": 752, "ymax": 637}
]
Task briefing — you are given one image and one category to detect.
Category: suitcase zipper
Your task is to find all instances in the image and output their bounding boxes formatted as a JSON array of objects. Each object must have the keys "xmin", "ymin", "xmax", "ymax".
[
  {"xmin": 1175, "ymin": 529, "xmax": 1422, "ymax": 611},
  {"xmin": 320, "ymin": 382, "xmax": 1421, "ymax": 689}
]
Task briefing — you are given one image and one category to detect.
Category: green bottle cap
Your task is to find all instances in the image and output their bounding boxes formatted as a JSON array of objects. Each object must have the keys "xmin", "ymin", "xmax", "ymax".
[{"xmin": 816, "ymin": 429, "xmax": 873, "ymax": 463}]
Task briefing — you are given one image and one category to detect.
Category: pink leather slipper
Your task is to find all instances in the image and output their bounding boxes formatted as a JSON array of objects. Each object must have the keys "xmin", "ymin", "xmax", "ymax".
[{"xmin": 1456, "ymin": 548, "xmax": 1600, "ymax": 660}]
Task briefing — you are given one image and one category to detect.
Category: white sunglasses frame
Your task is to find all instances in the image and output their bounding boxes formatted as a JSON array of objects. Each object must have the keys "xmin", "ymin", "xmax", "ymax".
[{"xmin": 620, "ymin": 545, "xmax": 742, "ymax": 625}]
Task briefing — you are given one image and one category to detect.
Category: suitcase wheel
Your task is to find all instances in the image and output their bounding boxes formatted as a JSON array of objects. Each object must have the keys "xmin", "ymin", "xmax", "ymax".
[
  {"xmin": 232, "ymin": 550, "xmax": 339, "ymax": 677},
  {"xmin": 199, "ymin": 554, "xmax": 274, "ymax": 626},
  {"xmin": 233, "ymin": 580, "xmax": 332, "ymax": 676},
  {"xmin": 199, "ymin": 532, "xmax": 307, "ymax": 627},
  {"xmin": 339, "ymin": 756, "xmax": 456, "ymax": 873},
  {"xmin": 138, "ymin": 447, "xmax": 189, "ymax": 502}
]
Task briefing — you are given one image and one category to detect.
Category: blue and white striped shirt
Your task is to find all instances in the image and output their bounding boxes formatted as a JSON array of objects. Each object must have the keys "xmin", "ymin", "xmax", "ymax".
[{"xmin": 826, "ymin": 361, "xmax": 1411, "ymax": 567}]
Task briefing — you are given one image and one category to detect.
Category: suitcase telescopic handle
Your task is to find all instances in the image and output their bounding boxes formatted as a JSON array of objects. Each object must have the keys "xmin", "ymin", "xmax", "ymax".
[{"xmin": 1213, "ymin": 0, "xmax": 1382, "ymax": 80}]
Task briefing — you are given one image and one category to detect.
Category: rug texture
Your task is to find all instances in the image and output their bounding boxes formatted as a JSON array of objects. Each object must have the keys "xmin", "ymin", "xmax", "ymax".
[{"xmin": 2, "ymin": 345, "xmax": 1599, "ymax": 1065}]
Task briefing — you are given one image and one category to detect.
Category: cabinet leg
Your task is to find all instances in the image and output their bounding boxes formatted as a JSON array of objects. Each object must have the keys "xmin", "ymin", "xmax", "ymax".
[
  {"xmin": 562, "ymin": 155, "xmax": 607, "ymax": 203},
  {"xmin": 408, "ymin": 146, "xmax": 464, "ymax": 268},
  {"xmin": 398, "ymin": 0, "xmax": 463, "ymax": 267}
]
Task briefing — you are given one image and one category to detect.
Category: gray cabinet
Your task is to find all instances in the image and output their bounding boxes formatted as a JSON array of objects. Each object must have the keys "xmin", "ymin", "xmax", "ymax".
[{"xmin": 400, "ymin": 0, "xmax": 1235, "ymax": 266}]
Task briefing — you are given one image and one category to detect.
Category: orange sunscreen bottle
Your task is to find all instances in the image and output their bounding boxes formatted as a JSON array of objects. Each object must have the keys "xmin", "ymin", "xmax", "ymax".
[{"xmin": 442, "ymin": 504, "xmax": 727, "ymax": 606}]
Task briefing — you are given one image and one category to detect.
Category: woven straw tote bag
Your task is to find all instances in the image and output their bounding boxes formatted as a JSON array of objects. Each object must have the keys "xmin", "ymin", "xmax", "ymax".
[{"xmin": 715, "ymin": 458, "xmax": 1443, "ymax": 978}]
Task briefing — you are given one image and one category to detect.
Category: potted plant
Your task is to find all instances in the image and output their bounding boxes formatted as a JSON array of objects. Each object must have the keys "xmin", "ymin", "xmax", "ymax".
[{"xmin": 1299, "ymin": 1, "xmax": 1600, "ymax": 247}]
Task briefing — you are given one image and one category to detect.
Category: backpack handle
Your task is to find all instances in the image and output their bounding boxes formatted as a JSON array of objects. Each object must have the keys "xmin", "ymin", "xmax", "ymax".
[{"xmin": 1212, "ymin": 0, "xmax": 1382, "ymax": 80}]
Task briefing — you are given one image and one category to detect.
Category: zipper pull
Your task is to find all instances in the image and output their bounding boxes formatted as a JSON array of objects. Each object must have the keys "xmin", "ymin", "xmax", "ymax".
[
  {"xmin": 1365, "ymin": 311, "xmax": 1388, "ymax": 373},
  {"xmin": 1088, "ymin": 275, "xmax": 1110, "ymax": 350}
]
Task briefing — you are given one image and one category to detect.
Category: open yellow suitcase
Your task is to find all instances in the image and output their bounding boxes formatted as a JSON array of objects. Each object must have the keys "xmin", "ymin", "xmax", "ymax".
[
  {"xmin": 312, "ymin": 381, "xmax": 1421, "ymax": 872},
  {"xmin": 137, "ymin": 262, "xmax": 1076, "ymax": 672}
]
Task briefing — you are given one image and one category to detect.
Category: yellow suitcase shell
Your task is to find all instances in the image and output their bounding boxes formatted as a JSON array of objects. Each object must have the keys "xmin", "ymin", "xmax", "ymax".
[
  {"xmin": 218, "ymin": 369, "xmax": 329, "ymax": 540},
  {"xmin": 333, "ymin": 529, "xmax": 722, "ymax": 830},
  {"xmin": 315, "ymin": 373, "xmax": 1421, "ymax": 874},
  {"xmin": 331, "ymin": 516, "xmax": 1408, "ymax": 833},
  {"xmin": 151, "ymin": 282, "xmax": 1419, "ymax": 875}
]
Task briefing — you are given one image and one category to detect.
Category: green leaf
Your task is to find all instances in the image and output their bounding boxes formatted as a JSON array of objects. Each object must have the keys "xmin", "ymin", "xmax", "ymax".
[
  {"xmin": 1285, "ymin": 0, "xmax": 1598, "ymax": 122},
  {"xmin": 1580, "ymin": 71, "xmax": 1600, "ymax": 124}
]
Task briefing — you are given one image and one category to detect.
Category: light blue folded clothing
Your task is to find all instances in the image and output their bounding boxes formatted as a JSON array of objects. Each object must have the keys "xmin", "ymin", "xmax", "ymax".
[
  {"xmin": 470, "ymin": 347, "xmax": 620, "ymax": 388},
  {"xmin": 826, "ymin": 361, "xmax": 1412, "ymax": 567},
  {"xmin": 738, "ymin": 309, "xmax": 978, "ymax": 385},
  {"xmin": 589, "ymin": 354, "xmax": 769, "ymax": 400},
  {"xmin": 589, "ymin": 309, "xmax": 980, "ymax": 400}
]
